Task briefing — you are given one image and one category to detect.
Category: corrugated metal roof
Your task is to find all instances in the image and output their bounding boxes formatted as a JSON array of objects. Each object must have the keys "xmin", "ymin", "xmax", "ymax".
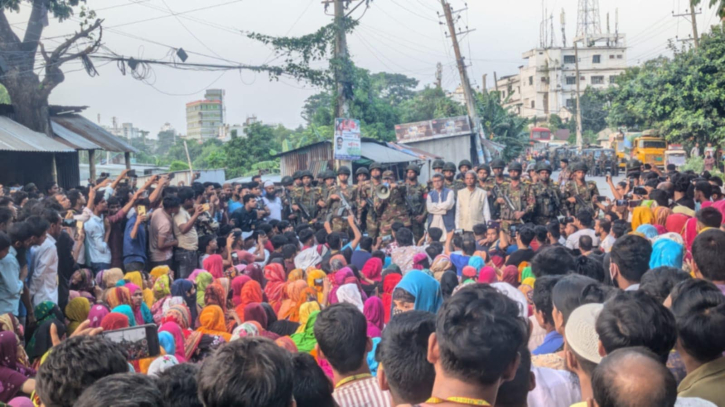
[
  {"xmin": 51, "ymin": 121, "xmax": 102, "ymax": 150},
  {"xmin": 51, "ymin": 114, "xmax": 138, "ymax": 153},
  {"xmin": 272, "ymin": 140, "xmax": 330, "ymax": 158},
  {"xmin": 361, "ymin": 142, "xmax": 417, "ymax": 163},
  {"xmin": 0, "ymin": 116, "xmax": 75, "ymax": 152}
]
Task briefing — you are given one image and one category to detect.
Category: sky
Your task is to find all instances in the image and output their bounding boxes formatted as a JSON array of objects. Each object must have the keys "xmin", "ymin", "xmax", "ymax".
[{"xmin": 6, "ymin": 0, "xmax": 723, "ymax": 137}]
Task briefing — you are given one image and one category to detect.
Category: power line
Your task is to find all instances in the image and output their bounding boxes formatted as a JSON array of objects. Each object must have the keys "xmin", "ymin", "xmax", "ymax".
[
  {"xmin": 159, "ymin": 0, "xmax": 225, "ymax": 60},
  {"xmin": 388, "ymin": 0, "xmax": 440, "ymax": 22}
]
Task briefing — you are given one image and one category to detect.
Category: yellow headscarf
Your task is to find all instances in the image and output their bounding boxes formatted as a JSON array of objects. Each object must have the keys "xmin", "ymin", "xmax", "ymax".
[
  {"xmin": 102, "ymin": 268, "xmax": 124, "ymax": 289},
  {"xmin": 64, "ymin": 297, "xmax": 90, "ymax": 334},
  {"xmin": 295, "ymin": 301, "xmax": 321, "ymax": 334},
  {"xmin": 631, "ymin": 206, "xmax": 654, "ymax": 231},
  {"xmin": 125, "ymin": 271, "xmax": 155, "ymax": 307},
  {"xmin": 153, "ymin": 275, "xmax": 171, "ymax": 300},
  {"xmin": 288, "ymin": 269, "xmax": 305, "ymax": 282},
  {"xmin": 150, "ymin": 265, "xmax": 171, "ymax": 281},
  {"xmin": 306, "ymin": 269, "xmax": 326, "ymax": 303}
]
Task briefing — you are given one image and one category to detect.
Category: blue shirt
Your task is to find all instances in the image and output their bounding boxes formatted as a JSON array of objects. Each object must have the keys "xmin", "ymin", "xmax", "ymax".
[
  {"xmin": 228, "ymin": 199, "xmax": 242, "ymax": 214},
  {"xmin": 532, "ymin": 330, "xmax": 564, "ymax": 356},
  {"xmin": 450, "ymin": 253, "xmax": 470, "ymax": 276},
  {"xmin": 85, "ymin": 214, "xmax": 111, "ymax": 264},
  {"xmin": 351, "ymin": 249, "xmax": 372, "ymax": 271},
  {"xmin": 0, "ymin": 247, "xmax": 23, "ymax": 315},
  {"xmin": 124, "ymin": 213, "xmax": 148, "ymax": 265}
]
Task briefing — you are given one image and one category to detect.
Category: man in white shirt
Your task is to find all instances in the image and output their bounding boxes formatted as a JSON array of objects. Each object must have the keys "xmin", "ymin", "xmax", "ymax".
[
  {"xmin": 28, "ymin": 214, "xmax": 60, "ymax": 306},
  {"xmin": 261, "ymin": 181, "xmax": 283, "ymax": 221},
  {"xmin": 85, "ymin": 193, "xmax": 112, "ymax": 273},
  {"xmin": 565, "ymin": 210, "xmax": 600, "ymax": 251},
  {"xmin": 174, "ymin": 187, "xmax": 203, "ymax": 279},
  {"xmin": 426, "ymin": 173, "xmax": 455, "ymax": 241},
  {"xmin": 595, "ymin": 218, "xmax": 615, "ymax": 253},
  {"xmin": 455, "ymin": 171, "xmax": 490, "ymax": 233}
]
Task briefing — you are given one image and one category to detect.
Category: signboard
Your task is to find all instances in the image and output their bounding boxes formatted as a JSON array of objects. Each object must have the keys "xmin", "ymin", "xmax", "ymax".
[
  {"xmin": 394, "ymin": 116, "xmax": 472, "ymax": 143},
  {"xmin": 334, "ymin": 118, "xmax": 361, "ymax": 160}
]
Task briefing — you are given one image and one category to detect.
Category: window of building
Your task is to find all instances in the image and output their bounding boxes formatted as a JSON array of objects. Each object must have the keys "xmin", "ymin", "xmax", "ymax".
[
  {"xmin": 609, "ymin": 75, "xmax": 617, "ymax": 84},
  {"xmin": 580, "ymin": 76, "xmax": 586, "ymax": 82},
  {"xmin": 593, "ymin": 55, "xmax": 601, "ymax": 63},
  {"xmin": 528, "ymin": 76, "xmax": 533, "ymax": 85},
  {"xmin": 591, "ymin": 76, "xmax": 604, "ymax": 85},
  {"xmin": 531, "ymin": 100, "xmax": 535, "ymax": 108},
  {"xmin": 566, "ymin": 98, "xmax": 576, "ymax": 108},
  {"xmin": 564, "ymin": 55, "xmax": 576, "ymax": 63},
  {"xmin": 541, "ymin": 76, "xmax": 548, "ymax": 83},
  {"xmin": 566, "ymin": 76, "xmax": 576, "ymax": 85},
  {"xmin": 617, "ymin": 54, "xmax": 623, "ymax": 59},
  {"xmin": 609, "ymin": 54, "xmax": 615, "ymax": 59},
  {"xmin": 502, "ymin": 91, "xmax": 506, "ymax": 98}
]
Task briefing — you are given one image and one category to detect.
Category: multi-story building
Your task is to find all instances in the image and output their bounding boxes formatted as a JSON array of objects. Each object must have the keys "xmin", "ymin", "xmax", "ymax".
[
  {"xmin": 496, "ymin": 34, "xmax": 627, "ymax": 121},
  {"xmin": 185, "ymin": 89, "xmax": 226, "ymax": 141}
]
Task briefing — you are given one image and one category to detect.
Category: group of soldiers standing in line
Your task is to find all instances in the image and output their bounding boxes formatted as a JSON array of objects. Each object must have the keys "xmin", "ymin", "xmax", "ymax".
[{"xmin": 276, "ymin": 155, "xmax": 602, "ymax": 241}]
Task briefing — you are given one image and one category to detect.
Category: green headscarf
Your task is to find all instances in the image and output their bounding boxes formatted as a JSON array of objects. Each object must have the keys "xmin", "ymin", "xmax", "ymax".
[
  {"xmin": 34, "ymin": 301, "xmax": 64, "ymax": 325},
  {"xmin": 290, "ymin": 310, "xmax": 319, "ymax": 353},
  {"xmin": 196, "ymin": 272, "xmax": 214, "ymax": 307},
  {"xmin": 521, "ymin": 266, "xmax": 535, "ymax": 282}
]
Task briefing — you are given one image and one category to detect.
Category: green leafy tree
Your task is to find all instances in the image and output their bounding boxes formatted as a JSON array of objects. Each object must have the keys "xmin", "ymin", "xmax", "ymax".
[
  {"xmin": 155, "ymin": 130, "xmax": 176, "ymax": 155},
  {"xmin": 224, "ymin": 123, "xmax": 281, "ymax": 178},
  {"xmin": 476, "ymin": 91, "xmax": 530, "ymax": 161},
  {"xmin": 169, "ymin": 161, "xmax": 190, "ymax": 171},
  {"xmin": 399, "ymin": 86, "xmax": 466, "ymax": 123},
  {"xmin": 692, "ymin": 0, "xmax": 724, "ymax": 18}
]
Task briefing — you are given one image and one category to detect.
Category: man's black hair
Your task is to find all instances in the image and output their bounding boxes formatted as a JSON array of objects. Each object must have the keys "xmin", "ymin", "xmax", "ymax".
[
  {"xmin": 696, "ymin": 207, "xmax": 722, "ymax": 228},
  {"xmin": 517, "ymin": 226, "xmax": 535, "ymax": 246},
  {"xmin": 494, "ymin": 345, "xmax": 533, "ymax": 407},
  {"xmin": 177, "ymin": 186, "xmax": 195, "ymax": 203},
  {"xmin": 532, "ymin": 275, "xmax": 563, "ymax": 326},
  {"xmin": 531, "ymin": 245, "xmax": 575, "ymax": 277},
  {"xmin": 13, "ymin": 191, "xmax": 28, "ymax": 206},
  {"xmin": 156, "ymin": 363, "xmax": 203, "ymax": 407},
  {"xmin": 695, "ymin": 181, "xmax": 713, "ymax": 200},
  {"xmin": 282, "ymin": 244, "xmax": 298, "ymax": 260},
  {"xmin": 198, "ymin": 337, "xmax": 294, "ymax": 407},
  {"xmin": 44, "ymin": 181, "xmax": 57, "ymax": 194},
  {"xmin": 271, "ymin": 235, "xmax": 288, "ymax": 250},
  {"xmin": 579, "ymin": 235, "xmax": 593, "ymax": 252},
  {"xmin": 36, "ymin": 336, "xmax": 129, "ymax": 407},
  {"xmin": 596, "ymin": 290, "xmax": 677, "ymax": 363},
  {"xmin": 552, "ymin": 274, "xmax": 608, "ymax": 325},
  {"xmin": 425, "ymin": 244, "xmax": 442, "ymax": 261},
  {"xmin": 435, "ymin": 284, "xmax": 527, "ymax": 386},
  {"xmin": 592, "ymin": 347, "xmax": 677, "ymax": 407},
  {"xmin": 299, "ymin": 229, "xmax": 315, "ymax": 246},
  {"xmin": 162, "ymin": 196, "xmax": 180, "ymax": 210},
  {"xmin": 546, "ymin": 221, "xmax": 560, "ymax": 240},
  {"xmin": 461, "ymin": 238, "xmax": 476, "ymax": 256},
  {"xmin": 74, "ymin": 373, "xmax": 163, "ymax": 407},
  {"xmin": 391, "ymin": 221, "xmax": 404, "ymax": 232},
  {"xmin": 575, "ymin": 209, "xmax": 593, "ymax": 228},
  {"xmin": 326, "ymin": 232, "xmax": 342, "ymax": 250},
  {"xmin": 648, "ymin": 189, "xmax": 669, "ymax": 207},
  {"xmin": 610, "ymin": 235, "xmax": 652, "ymax": 284},
  {"xmin": 611, "ymin": 219, "xmax": 630, "ymax": 239},
  {"xmin": 93, "ymin": 192, "xmax": 106, "ymax": 207},
  {"xmin": 428, "ymin": 227, "xmax": 443, "ymax": 243},
  {"xmin": 8, "ymin": 222, "xmax": 32, "ymax": 244},
  {"xmin": 314, "ymin": 228, "xmax": 328, "ymax": 246},
  {"xmin": 473, "ymin": 223, "xmax": 487, "ymax": 236},
  {"xmin": 372, "ymin": 250, "xmax": 385, "ymax": 262},
  {"xmin": 574, "ymin": 255, "xmax": 604, "ymax": 282},
  {"xmin": 242, "ymin": 194, "xmax": 257, "ymax": 205},
  {"xmin": 597, "ymin": 218, "xmax": 612, "ymax": 234},
  {"xmin": 670, "ymin": 279, "xmax": 725, "ymax": 363},
  {"xmin": 396, "ymin": 227, "xmax": 414, "ymax": 246},
  {"xmin": 375, "ymin": 310, "xmax": 436, "ymax": 404},
  {"xmin": 247, "ymin": 181, "xmax": 260, "ymax": 189},
  {"xmin": 0, "ymin": 197, "xmax": 12, "ymax": 207},
  {"xmin": 315, "ymin": 303, "xmax": 368, "ymax": 374},
  {"xmin": 534, "ymin": 225, "xmax": 548, "ymax": 243},
  {"xmin": 199, "ymin": 234, "xmax": 217, "ymax": 253},
  {"xmin": 639, "ymin": 267, "xmax": 691, "ymax": 304},
  {"xmin": 691, "ymin": 229, "xmax": 725, "ymax": 282},
  {"xmin": 25, "ymin": 215, "xmax": 50, "ymax": 238},
  {"xmin": 291, "ymin": 353, "xmax": 336, "ymax": 407},
  {"xmin": 672, "ymin": 173, "xmax": 690, "ymax": 193},
  {"xmin": 359, "ymin": 236, "xmax": 373, "ymax": 252},
  {"xmin": 66, "ymin": 189, "xmax": 82, "ymax": 208},
  {"xmin": 0, "ymin": 231, "xmax": 11, "ymax": 252}
]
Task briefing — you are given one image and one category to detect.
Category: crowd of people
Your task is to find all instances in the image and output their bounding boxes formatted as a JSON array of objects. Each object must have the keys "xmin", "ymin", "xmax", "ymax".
[{"xmin": 0, "ymin": 154, "xmax": 724, "ymax": 407}]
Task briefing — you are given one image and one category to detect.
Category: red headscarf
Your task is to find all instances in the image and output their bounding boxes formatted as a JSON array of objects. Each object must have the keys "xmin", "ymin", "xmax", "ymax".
[
  {"xmin": 204, "ymin": 282, "xmax": 228, "ymax": 315},
  {"xmin": 101, "ymin": 313, "xmax": 130, "ymax": 331},
  {"xmin": 203, "ymin": 254, "xmax": 225, "ymax": 279},
  {"xmin": 235, "ymin": 280, "xmax": 263, "ymax": 319},
  {"xmin": 477, "ymin": 266, "xmax": 498, "ymax": 284},
  {"xmin": 243, "ymin": 303, "xmax": 268, "ymax": 329},
  {"xmin": 361, "ymin": 258, "xmax": 383, "ymax": 284},
  {"xmin": 105, "ymin": 286, "xmax": 131, "ymax": 309},
  {"xmin": 264, "ymin": 264, "xmax": 286, "ymax": 312},
  {"xmin": 502, "ymin": 266, "xmax": 520, "ymax": 287},
  {"xmin": 231, "ymin": 275, "xmax": 251, "ymax": 307},
  {"xmin": 382, "ymin": 273, "xmax": 403, "ymax": 324},
  {"xmin": 245, "ymin": 263, "xmax": 265, "ymax": 288}
]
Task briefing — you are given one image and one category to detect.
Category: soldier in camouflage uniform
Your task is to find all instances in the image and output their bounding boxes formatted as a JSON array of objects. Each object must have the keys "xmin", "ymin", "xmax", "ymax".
[
  {"xmin": 377, "ymin": 170, "xmax": 411, "ymax": 238},
  {"xmin": 292, "ymin": 171, "xmax": 303, "ymax": 188},
  {"xmin": 493, "ymin": 162, "xmax": 535, "ymax": 230},
  {"xmin": 291, "ymin": 171, "xmax": 323, "ymax": 223},
  {"xmin": 359, "ymin": 162, "xmax": 384, "ymax": 240},
  {"xmin": 403, "ymin": 164, "xmax": 428, "ymax": 242},
  {"xmin": 558, "ymin": 158, "xmax": 571, "ymax": 193},
  {"xmin": 488, "ymin": 159, "xmax": 509, "ymax": 221},
  {"xmin": 354, "ymin": 167, "xmax": 370, "ymax": 230},
  {"xmin": 279, "ymin": 176, "xmax": 297, "ymax": 224},
  {"xmin": 432, "ymin": 159, "xmax": 445, "ymax": 173},
  {"xmin": 317, "ymin": 170, "xmax": 337, "ymax": 222},
  {"xmin": 524, "ymin": 163, "xmax": 538, "ymax": 185},
  {"xmin": 564, "ymin": 162, "xmax": 600, "ymax": 215},
  {"xmin": 443, "ymin": 162, "xmax": 465, "ymax": 192},
  {"xmin": 531, "ymin": 162, "xmax": 565, "ymax": 225},
  {"xmin": 456, "ymin": 159, "xmax": 473, "ymax": 180},
  {"xmin": 476, "ymin": 164, "xmax": 492, "ymax": 191},
  {"xmin": 327, "ymin": 166, "xmax": 356, "ymax": 234}
]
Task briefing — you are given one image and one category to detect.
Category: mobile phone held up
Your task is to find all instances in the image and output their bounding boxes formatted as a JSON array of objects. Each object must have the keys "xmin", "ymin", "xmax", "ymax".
[{"xmin": 100, "ymin": 324, "xmax": 160, "ymax": 361}]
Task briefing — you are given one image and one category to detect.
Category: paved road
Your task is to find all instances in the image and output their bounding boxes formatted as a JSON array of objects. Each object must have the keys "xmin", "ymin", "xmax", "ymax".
[{"xmin": 552, "ymin": 171, "xmax": 626, "ymax": 200}]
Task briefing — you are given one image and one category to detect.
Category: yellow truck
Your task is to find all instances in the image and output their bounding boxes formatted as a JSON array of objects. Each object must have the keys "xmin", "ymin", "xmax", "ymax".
[{"xmin": 612, "ymin": 130, "xmax": 667, "ymax": 169}]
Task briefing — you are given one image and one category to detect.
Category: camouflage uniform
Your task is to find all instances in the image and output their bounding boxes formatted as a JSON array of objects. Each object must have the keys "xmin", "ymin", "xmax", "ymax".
[
  {"xmin": 327, "ymin": 183, "xmax": 356, "ymax": 233},
  {"xmin": 557, "ymin": 168, "xmax": 571, "ymax": 193},
  {"xmin": 531, "ymin": 180, "xmax": 565, "ymax": 225},
  {"xmin": 494, "ymin": 181, "xmax": 535, "ymax": 230},
  {"xmin": 564, "ymin": 180, "xmax": 599, "ymax": 215},
  {"xmin": 377, "ymin": 181, "xmax": 411, "ymax": 238},
  {"xmin": 195, "ymin": 210, "xmax": 220, "ymax": 239},
  {"xmin": 404, "ymin": 181, "xmax": 428, "ymax": 242},
  {"xmin": 291, "ymin": 185, "xmax": 322, "ymax": 223},
  {"xmin": 359, "ymin": 180, "xmax": 381, "ymax": 240}
]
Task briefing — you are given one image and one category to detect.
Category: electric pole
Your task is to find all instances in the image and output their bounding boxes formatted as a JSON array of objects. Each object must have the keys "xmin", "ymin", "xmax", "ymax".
[
  {"xmin": 574, "ymin": 41, "xmax": 583, "ymax": 152},
  {"xmin": 439, "ymin": 0, "xmax": 486, "ymax": 163},
  {"xmin": 673, "ymin": 3, "xmax": 702, "ymax": 48},
  {"xmin": 334, "ymin": 0, "xmax": 350, "ymax": 118}
]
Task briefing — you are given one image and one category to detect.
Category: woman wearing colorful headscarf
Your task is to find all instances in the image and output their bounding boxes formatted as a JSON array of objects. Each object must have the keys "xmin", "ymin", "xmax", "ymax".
[
  {"xmin": 381, "ymin": 273, "xmax": 403, "ymax": 324},
  {"xmin": 150, "ymin": 275, "xmax": 174, "ymax": 323},
  {"xmin": 204, "ymin": 281, "xmax": 238, "ymax": 331},
  {"xmin": 124, "ymin": 271, "xmax": 155, "ymax": 307},
  {"xmin": 231, "ymin": 275, "xmax": 251, "ymax": 307},
  {"xmin": 26, "ymin": 319, "xmax": 66, "ymax": 368},
  {"xmin": 429, "ymin": 255, "xmax": 452, "ymax": 281},
  {"xmin": 245, "ymin": 263, "xmax": 265, "ymax": 288},
  {"xmin": 649, "ymin": 238, "xmax": 684, "ymax": 269},
  {"xmin": 64, "ymin": 297, "xmax": 90, "ymax": 335},
  {"xmin": 101, "ymin": 268, "xmax": 125, "ymax": 291},
  {"xmin": 295, "ymin": 302, "xmax": 320, "ymax": 334},
  {"xmin": 235, "ymin": 280, "xmax": 263, "ymax": 320},
  {"xmin": 636, "ymin": 224, "xmax": 659, "ymax": 241},
  {"xmin": 391, "ymin": 270, "xmax": 442, "ymax": 317},
  {"xmin": 171, "ymin": 279, "xmax": 197, "ymax": 325},
  {"xmin": 287, "ymin": 269, "xmax": 304, "ymax": 283},
  {"xmin": 0, "ymin": 314, "xmax": 30, "ymax": 370},
  {"xmin": 290, "ymin": 310, "xmax": 320, "ymax": 353},
  {"xmin": 0, "ymin": 332, "xmax": 36, "ymax": 403},
  {"xmin": 306, "ymin": 269, "xmax": 327, "ymax": 303},
  {"xmin": 193, "ymin": 271, "xmax": 213, "ymax": 309},
  {"xmin": 87, "ymin": 304, "xmax": 110, "ymax": 328},
  {"xmin": 203, "ymin": 254, "xmax": 225, "ymax": 279},
  {"xmin": 125, "ymin": 283, "xmax": 154, "ymax": 325},
  {"xmin": 105, "ymin": 286, "xmax": 132, "ymax": 309},
  {"xmin": 69, "ymin": 268, "xmax": 95, "ymax": 299},
  {"xmin": 162, "ymin": 304, "xmax": 202, "ymax": 362},
  {"xmin": 110, "ymin": 305, "xmax": 137, "ymax": 327},
  {"xmin": 32, "ymin": 302, "xmax": 64, "ymax": 327},
  {"xmin": 360, "ymin": 258, "xmax": 383, "ymax": 285},
  {"xmin": 277, "ymin": 280, "xmax": 308, "ymax": 322},
  {"xmin": 158, "ymin": 322, "xmax": 187, "ymax": 363},
  {"xmin": 264, "ymin": 264, "xmax": 286, "ymax": 312},
  {"xmin": 101, "ymin": 312, "xmax": 131, "ymax": 331},
  {"xmin": 363, "ymin": 297, "xmax": 384, "ymax": 338},
  {"xmin": 149, "ymin": 265, "xmax": 171, "ymax": 282},
  {"xmin": 196, "ymin": 305, "xmax": 232, "ymax": 342},
  {"xmin": 336, "ymin": 284, "xmax": 364, "ymax": 311}
]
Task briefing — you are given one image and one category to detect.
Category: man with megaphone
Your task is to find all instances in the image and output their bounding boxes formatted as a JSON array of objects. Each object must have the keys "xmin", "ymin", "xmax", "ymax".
[{"xmin": 377, "ymin": 170, "xmax": 412, "ymax": 240}]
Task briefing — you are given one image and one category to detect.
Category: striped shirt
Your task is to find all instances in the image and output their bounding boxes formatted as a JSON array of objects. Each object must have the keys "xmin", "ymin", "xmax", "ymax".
[{"xmin": 333, "ymin": 377, "xmax": 392, "ymax": 407}]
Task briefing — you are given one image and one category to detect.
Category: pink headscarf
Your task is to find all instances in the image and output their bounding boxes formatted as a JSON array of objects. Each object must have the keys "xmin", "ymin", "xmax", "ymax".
[
  {"xmin": 501, "ymin": 266, "xmax": 520, "ymax": 288},
  {"xmin": 231, "ymin": 275, "xmax": 251, "ymax": 307},
  {"xmin": 364, "ymin": 297, "xmax": 384, "ymax": 338},
  {"xmin": 203, "ymin": 254, "xmax": 225, "ymax": 279},
  {"xmin": 87, "ymin": 304, "xmax": 110, "ymax": 328},
  {"xmin": 412, "ymin": 253, "xmax": 428, "ymax": 270},
  {"xmin": 187, "ymin": 269, "xmax": 205, "ymax": 283},
  {"xmin": 159, "ymin": 322, "xmax": 187, "ymax": 363},
  {"xmin": 360, "ymin": 258, "xmax": 383, "ymax": 284},
  {"xmin": 477, "ymin": 266, "xmax": 498, "ymax": 284},
  {"xmin": 124, "ymin": 283, "xmax": 145, "ymax": 325},
  {"xmin": 683, "ymin": 217, "xmax": 699, "ymax": 253}
]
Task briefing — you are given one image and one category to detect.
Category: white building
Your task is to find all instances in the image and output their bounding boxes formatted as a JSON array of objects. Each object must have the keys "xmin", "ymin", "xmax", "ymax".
[
  {"xmin": 185, "ymin": 89, "xmax": 226, "ymax": 141},
  {"xmin": 497, "ymin": 34, "xmax": 627, "ymax": 121}
]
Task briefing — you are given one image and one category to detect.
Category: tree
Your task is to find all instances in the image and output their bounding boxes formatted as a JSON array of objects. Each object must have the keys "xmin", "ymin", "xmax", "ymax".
[
  {"xmin": 0, "ymin": 1, "xmax": 102, "ymax": 135},
  {"xmin": 169, "ymin": 161, "xmax": 189, "ymax": 171},
  {"xmin": 155, "ymin": 129, "xmax": 176, "ymax": 155},
  {"xmin": 224, "ymin": 123, "xmax": 281, "ymax": 178},
  {"xmin": 476, "ymin": 91, "xmax": 530, "ymax": 161},
  {"xmin": 399, "ymin": 86, "xmax": 466, "ymax": 123},
  {"xmin": 692, "ymin": 0, "xmax": 724, "ymax": 18}
]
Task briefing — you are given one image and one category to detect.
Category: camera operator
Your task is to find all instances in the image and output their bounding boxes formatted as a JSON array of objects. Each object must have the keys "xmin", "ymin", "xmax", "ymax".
[{"xmin": 565, "ymin": 210, "xmax": 599, "ymax": 251}]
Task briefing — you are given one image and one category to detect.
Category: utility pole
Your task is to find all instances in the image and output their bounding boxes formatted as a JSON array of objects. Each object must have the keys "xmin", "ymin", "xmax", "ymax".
[
  {"xmin": 435, "ymin": 62, "xmax": 443, "ymax": 89},
  {"xmin": 673, "ymin": 3, "xmax": 702, "ymax": 48},
  {"xmin": 440, "ymin": 0, "xmax": 486, "ymax": 162},
  {"xmin": 333, "ymin": 0, "xmax": 350, "ymax": 118},
  {"xmin": 574, "ymin": 42, "xmax": 583, "ymax": 151}
]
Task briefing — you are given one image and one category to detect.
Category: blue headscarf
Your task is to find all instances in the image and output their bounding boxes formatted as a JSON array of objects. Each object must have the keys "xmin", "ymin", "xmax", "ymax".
[
  {"xmin": 367, "ymin": 337, "xmax": 382, "ymax": 377},
  {"xmin": 649, "ymin": 238, "xmax": 684, "ymax": 269},
  {"xmin": 468, "ymin": 256, "xmax": 485, "ymax": 272},
  {"xmin": 112, "ymin": 305, "xmax": 137, "ymax": 327},
  {"xmin": 158, "ymin": 331, "xmax": 176, "ymax": 355},
  {"xmin": 636, "ymin": 224, "xmax": 658, "ymax": 240},
  {"xmin": 171, "ymin": 279, "xmax": 197, "ymax": 323},
  {"xmin": 394, "ymin": 270, "xmax": 443, "ymax": 314}
]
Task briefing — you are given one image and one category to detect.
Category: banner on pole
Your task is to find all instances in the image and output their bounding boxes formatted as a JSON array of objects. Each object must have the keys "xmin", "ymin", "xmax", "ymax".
[{"xmin": 334, "ymin": 118, "xmax": 361, "ymax": 160}]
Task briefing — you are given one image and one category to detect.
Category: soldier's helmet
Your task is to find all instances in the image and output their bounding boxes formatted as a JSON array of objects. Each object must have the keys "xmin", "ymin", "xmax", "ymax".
[
  {"xmin": 323, "ymin": 170, "xmax": 336, "ymax": 180},
  {"xmin": 355, "ymin": 167, "xmax": 370, "ymax": 176},
  {"xmin": 572, "ymin": 162, "xmax": 589, "ymax": 173},
  {"xmin": 337, "ymin": 166, "xmax": 351, "ymax": 176},
  {"xmin": 382, "ymin": 170, "xmax": 395, "ymax": 180},
  {"xmin": 491, "ymin": 159, "xmax": 506, "ymax": 169},
  {"xmin": 508, "ymin": 162, "xmax": 523, "ymax": 172},
  {"xmin": 292, "ymin": 171, "xmax": 303, "ymax": 180},
  {"xmin": 432, "ymin": 159, "xmax": 445, "ymax": 170},
  {"xmin": 535, "ymin": 162, "xmax": 553, "ymax": 174},
  {"xmin": 406, "ymin": 164, "xmax": 420, "ymax": 175},
  {"xmin": 443, "ymin": 162, "xmax": 457, "ymax": 172},
  {"xmin": 300, "ymin": 170, "xmax": 314, "ymax": 179},
  {"xmin": 369, "ymin": 162, "xmax": 383, "ymax": 171},
  {"xmin": 458, "ymin": 159, "xmax": 473, "ymax": 170},
  {"xmin": 281, "ymin": 176, "xmax": 294, "ymax": 186}
]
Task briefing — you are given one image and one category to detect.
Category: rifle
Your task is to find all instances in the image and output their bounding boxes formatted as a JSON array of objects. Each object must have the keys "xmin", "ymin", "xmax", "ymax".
[
  {"xmin": 493, "ymin": 184, "xmax": 517, "ymax": 212},
  {"xmin": 335, "ymin": 190, "xmax": 361, "ymax": 228},
  {"xmin": 293, "ymin": 196, "xmax": 312, "ymax": 222},
  {"xmin": 404, "ymin": 184, "xmax": 423, "ymax": 218}
]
